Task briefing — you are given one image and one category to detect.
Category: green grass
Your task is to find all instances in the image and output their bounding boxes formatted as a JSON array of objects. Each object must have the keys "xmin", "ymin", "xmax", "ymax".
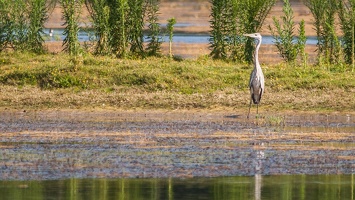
[{"xmin": 0, "ymin": 52, "xmax": 354, "ymax": 112}]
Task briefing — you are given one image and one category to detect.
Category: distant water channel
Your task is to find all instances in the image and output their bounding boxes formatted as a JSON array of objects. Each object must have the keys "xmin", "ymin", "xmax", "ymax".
[
  {"xmin": 1, "ymin": 175, "xmax": 354, "ymax": 200},
  {"xmin": 44, "ymin": 28, "xmax": 319, "ymax": 45}
]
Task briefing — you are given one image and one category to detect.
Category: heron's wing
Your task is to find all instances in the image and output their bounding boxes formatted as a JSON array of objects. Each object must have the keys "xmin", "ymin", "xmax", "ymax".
[
  {"xmin": 259, "ymin": 69, "xmax": 265, "ymax": 95},
  {"xmin": 250, "ymin": 74, "xmax": 262, "ymax": 104},
  {"xmin": 249, "ymin": 68, "xmax": 256, "ymax": 87}
]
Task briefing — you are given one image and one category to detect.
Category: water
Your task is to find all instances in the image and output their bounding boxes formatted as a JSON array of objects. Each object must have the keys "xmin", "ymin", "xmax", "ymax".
[
  {"xmin": 0, "ymin": 175, "xmax": 354, "ymax": 200},
  {"xmin": 0, "ymin": 111, "xmax": 354, "ymax": 199},
  {"xmin": 43, "ymin": 28, "xmax": 319, "ymax": 45}
]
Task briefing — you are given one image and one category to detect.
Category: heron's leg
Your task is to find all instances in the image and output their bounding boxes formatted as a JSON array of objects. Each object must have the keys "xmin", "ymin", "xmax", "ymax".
[
  {"xmin": 247, "ymin": 99, "xmax": 252, "ymax": 118},
  {"xmin": 256, "ymin": 104, "xmax": 259, "ymax": 115}
]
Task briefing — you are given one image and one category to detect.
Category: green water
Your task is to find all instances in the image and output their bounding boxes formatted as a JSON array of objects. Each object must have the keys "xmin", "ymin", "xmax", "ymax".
[{"xmin": 0, "ymin": 174, "xmax": 354, "ymax": 200}]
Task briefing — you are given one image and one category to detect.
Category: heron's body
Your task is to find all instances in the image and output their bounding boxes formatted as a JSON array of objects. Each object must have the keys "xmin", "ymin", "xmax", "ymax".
[{"xmin": 244, "ymin": 33, "xmax": 265, "ymax": 118}]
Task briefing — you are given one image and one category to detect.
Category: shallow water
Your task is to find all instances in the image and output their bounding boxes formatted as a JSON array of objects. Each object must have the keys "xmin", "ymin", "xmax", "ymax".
[
  {"xmin": 0, "ymin": 110, "xmax": 354, "ymax": 199},
  {"xmin": 0, "ymin": 110, "xmax": 354, "ymax": 181},
  {"xmin": 0, "ymin": 175, "xmax": 354, "ymax": 200}
]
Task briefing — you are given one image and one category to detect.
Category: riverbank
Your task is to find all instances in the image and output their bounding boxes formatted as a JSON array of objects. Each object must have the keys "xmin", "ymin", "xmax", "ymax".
[{"xmin": 0, "ymin": 53, "xmax": 354, "ymax": 113}]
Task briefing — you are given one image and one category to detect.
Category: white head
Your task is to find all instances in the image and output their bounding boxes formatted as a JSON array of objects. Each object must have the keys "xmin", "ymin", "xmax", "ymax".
[{"xmin": 243, "ymin": 33, "xmax": 262, "ymax": 41}]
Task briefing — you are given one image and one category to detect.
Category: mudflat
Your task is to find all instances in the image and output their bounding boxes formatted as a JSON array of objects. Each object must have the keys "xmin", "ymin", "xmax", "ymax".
[{"xmin": 1, "ymin": 109, "xmax": 354, "ymax": 180}]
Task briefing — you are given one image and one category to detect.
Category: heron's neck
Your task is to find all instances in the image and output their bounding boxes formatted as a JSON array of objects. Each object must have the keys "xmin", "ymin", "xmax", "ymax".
[{"xmin": 254, "ymin": 39, "xmax": 261, "ymax": 70}]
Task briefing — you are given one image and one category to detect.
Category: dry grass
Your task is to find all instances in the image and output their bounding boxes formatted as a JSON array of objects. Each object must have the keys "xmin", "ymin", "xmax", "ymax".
[{"xmin": 0, "ymin": 85, "xmax": 353, "ymax": 112}]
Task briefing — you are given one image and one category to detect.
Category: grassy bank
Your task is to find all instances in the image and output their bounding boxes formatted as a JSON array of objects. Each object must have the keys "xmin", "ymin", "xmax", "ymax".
[{"xmin": 0, "ymin": 52, "xmax": 354, "ymax": 112}]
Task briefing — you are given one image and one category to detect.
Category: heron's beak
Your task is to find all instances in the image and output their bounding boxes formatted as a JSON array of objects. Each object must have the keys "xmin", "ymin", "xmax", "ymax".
[{"xmin": 243, "ymin": 34, "xmax": 253, "ymax": 37}]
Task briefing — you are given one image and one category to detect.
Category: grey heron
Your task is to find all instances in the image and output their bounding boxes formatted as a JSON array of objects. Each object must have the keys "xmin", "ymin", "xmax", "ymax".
[{"xmin": 243, "ymin": 33, "xmax": 265, "ymax": 118}]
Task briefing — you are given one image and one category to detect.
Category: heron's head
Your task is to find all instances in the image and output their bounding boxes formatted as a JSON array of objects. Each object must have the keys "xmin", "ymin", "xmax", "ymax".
[{"xmin": 243, "ymin": 33, "xmax": 262, "ymax": 42}]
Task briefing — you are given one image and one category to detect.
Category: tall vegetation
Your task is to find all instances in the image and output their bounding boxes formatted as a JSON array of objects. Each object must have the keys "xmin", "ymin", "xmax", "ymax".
[
  {"xmin": 28, "ymin": 0, "xmax": 48, "ymax": 54},
  {"xmin": 146, "ymin": 0, "xmax": 162, "ymax": 57},
  {"xmin": 128, "ymin": 0, "xmax": 145, "ymax": 56},
  {"xmin": 0, "ymin": 0, "xmax": 13, "ymax": 51},
  {"xmin": 0, "ymin": 0, "xmax": 28, "ymax": 51},
  {"xmin": 85, "ymin": 0, "xmax": 111, "ymax": 55},
  {"xmin": 209, "ymin": 0, "xmax": 275, "ymax": 62},
  {"xmin": 61, "ymin": 0, "xmax": 83, "ymax": 56},
  {"xmin": 107, "ymin": 0, "xmax": 129, "ymax": 58},
  {"xmin": 268, "ymin": 0, "xmax": 306, "ymax": 63},
  {"xmin": 167, "ymin": 17, "xmax": 176, "ymax": 58},
  {"xmin": 0, "ymin": 0, "xmax": 52, "ymax": 53},
  {"xmin": 305, "ymin": 0, "xmax": 341, "ymax": 65},
  {"xmin": 338, "ymin": 0, "xmax": 355, "ymax": 69},
  {"xmin": 240, "ymin": 0, "xmax": 276, "ymax": 63},
  {"xmin": 85, "ymin": 0, "xmax": 161, "ymax": 58},
  {"xmin": 209, "ymin": 0, "xmax": 229, "ymax": 59}
]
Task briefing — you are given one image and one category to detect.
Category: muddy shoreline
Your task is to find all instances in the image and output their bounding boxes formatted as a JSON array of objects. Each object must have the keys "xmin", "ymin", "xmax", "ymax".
[{"xmin": 0, "ymin": 110, "xmax": 354, "ymax": 180}]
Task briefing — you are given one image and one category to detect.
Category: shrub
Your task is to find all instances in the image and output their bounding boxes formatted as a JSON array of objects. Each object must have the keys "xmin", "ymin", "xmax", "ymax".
[
  {"xmin": 27, "ymin": 0, "xmax": 48, "ymax": 54},
  {"xmin": 85, "ymin": 0, "xmax": 112, "ymax": 55},
  {"xmin": 239, "ymin": 0, "xmax": 276, "ymax": 63},
  {"xmin": 268, "ymin": 0, "xmax": 306, "ymax": 63},
  {"xmin": 167, "ymin": 17, "xmax": 176, "ymax": 58},
  {"xmin": 0, "ymin": 0, "xmax": 28, "ymax": 51},
  {"xmin": 145, "ymin": 0, "xmax": 162, "ymax": 57},
  {"xmin": 107, "ymin": 0, "xmax": 129, "ymax": 58},
  {"xmin": 209, "ymin": 0, "xmax": 275, "ymax": 62},
  {"xmin": 128, "ymin": 0, "xmax": 145, "ymax": 56},
  {"xmin": 209, "ymin": 0, "xmax": 229, "ymax": 59},
  {"xmin": 338, "ymin": 0, "xmax": 355, "ymax": 68},
  {"xmin": 61, "ymin": 0, "xmax": 83, "ymax": 56},
  {"xmin": 305, "ymin": 0, "xmax": 342, "ymax": 65}
]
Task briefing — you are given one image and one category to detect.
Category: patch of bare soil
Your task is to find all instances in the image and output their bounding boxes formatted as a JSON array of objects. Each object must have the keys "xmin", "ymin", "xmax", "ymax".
[{"xmin": 0, "ymin": 110, "xmax": 354, "ymax": 180}]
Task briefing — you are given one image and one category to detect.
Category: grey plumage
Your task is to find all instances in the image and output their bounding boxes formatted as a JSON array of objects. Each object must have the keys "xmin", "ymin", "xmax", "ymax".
[{"xmin": 243, "ymin": 33, "xmax": 265, "ymax": 118}]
